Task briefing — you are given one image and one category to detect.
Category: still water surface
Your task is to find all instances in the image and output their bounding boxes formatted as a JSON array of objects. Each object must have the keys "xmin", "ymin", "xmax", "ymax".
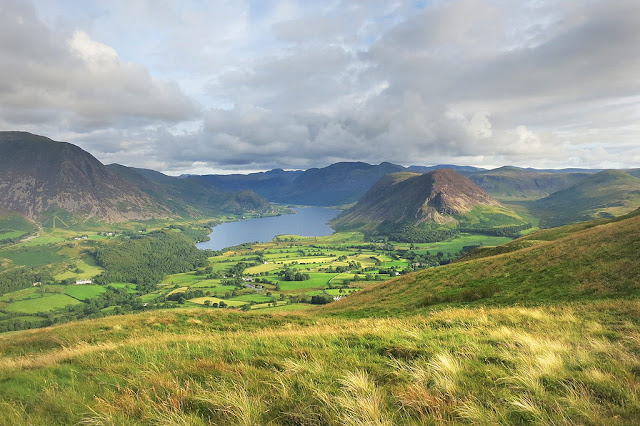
[{"xmin": 196, "ymin": 207, "xmax": 339, "ymax": 251}]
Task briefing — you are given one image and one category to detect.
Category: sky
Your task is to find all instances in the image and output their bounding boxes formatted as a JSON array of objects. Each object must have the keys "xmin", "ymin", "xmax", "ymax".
[{"xmin": 1, "ymin": 0, "xmax": 639, "ymax": 174}]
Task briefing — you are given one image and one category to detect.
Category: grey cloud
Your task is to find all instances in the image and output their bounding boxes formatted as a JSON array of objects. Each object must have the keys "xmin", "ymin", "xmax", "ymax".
[
  {"xmin": 2, "ymin": 0, "xmax": 639, "ymax": 173},
  {"xmin": 0, "ymin": 0, "xmax": 197, "ymax": 130}
]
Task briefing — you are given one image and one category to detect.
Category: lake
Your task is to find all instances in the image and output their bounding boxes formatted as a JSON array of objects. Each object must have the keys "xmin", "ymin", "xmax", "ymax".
[{"xmin": 196, "ymin": 207, "xmax": 339, "ymax": 251}]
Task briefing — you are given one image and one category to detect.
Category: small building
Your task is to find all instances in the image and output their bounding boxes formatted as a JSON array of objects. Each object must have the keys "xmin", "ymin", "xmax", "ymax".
[
  {"xmin": 32, "ymin": 282, "xmax": 41, "ymax": 287},
  {"xmin": 75, "ymin": 279, "xmax": 92, "ymax": 285}
]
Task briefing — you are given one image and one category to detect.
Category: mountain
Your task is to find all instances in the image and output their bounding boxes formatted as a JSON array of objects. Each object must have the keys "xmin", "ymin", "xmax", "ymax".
[
  {"xmin": 200, "ymin": 161, "xmax": 407, "ymax": 206},
  {"xmin": 532, "ymin": 167, "xmax": 603, "ymax": 174},
  {"xmin": 0, "ymin": 132, "xmax": 169, "ymax": 222},
  {"xmin": 531, "ymin": 170, "xmax": 640, "ymax": 227},
  {"xmin": 279, "ymin": 161, "xmax": 406, "ymax": 205},
  {"xmin": 331, "ymin": 168, "xmax": 526, "ymax": 233},
  {"xmin": 468, "ymin": 166, "xmax": 590, "ymax": 201},
  {"xmin": 626, "ymin": 168, "xmax": 640, "ymax": 179},
  {"xmin": 107, "ymin": 165, "xmax": 273, "ymax": 217},
  {"xmin": 0, "ymin": 132, "xmax": 275, "ymax": 225},
  {"xmin": 324, "ymin": 208, "xmax": 640, "ymax": 317},
  {"xmin": 198, "ymin": 162, "xmax": 490, "ymax": 206},
  {"xmin": 407, "ymin": 164, "xmax": 486, "ymax": 175},
  {"xmin": 198, "ymin": 168, "xmax": 303, "ymax": 201}
]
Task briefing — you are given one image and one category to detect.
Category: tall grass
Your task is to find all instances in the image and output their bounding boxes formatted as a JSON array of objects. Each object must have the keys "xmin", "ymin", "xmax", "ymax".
[{"xmin": 0, "ymin": 302, "xmax": 639, "ymax": 424}]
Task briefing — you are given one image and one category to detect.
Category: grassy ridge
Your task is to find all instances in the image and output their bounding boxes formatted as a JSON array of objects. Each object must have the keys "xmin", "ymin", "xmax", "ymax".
[
  {"xmin": 323, "ymin": 209, "xmax": 640, "ymax": 316},
  {"xmin": 532, "ymin": 170, "xmax": 640, "ymax": 227},
  {"xmin": 0, "ymin": 303, "xmax": 639, "ymax": 424}
]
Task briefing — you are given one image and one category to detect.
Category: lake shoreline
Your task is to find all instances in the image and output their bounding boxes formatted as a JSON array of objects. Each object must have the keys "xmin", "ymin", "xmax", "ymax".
[{"xmin": 196, "ymin": 207, "xmax": 339, "ymax": 251}]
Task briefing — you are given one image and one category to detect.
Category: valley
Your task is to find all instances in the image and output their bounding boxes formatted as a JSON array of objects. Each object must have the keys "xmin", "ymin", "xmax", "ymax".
[
  {"xmin": 0, "ymin": 132, "xmax": 639, "ymax": 424},
  {"xmin": 0, "ymin": 215, "xmax": 512, "ymax": 332}
]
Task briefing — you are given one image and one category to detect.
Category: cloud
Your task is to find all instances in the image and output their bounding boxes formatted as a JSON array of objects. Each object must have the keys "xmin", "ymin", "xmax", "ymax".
[
  {"xmin": 2, "ymin": 0, "xmax": 639, "ymax": 173},
  {"xmin": 0, "ymin": 0, "xmax": 197, "ymax": 131}
]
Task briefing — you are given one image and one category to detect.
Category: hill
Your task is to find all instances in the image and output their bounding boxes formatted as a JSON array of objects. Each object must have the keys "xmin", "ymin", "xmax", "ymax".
[
  {"xmin": 107, "ymin": 165, "xmax": 273, "ymax": 217},
  {"xmin": 324, "ymin": 208, "xmax": 640, "ymax": 317},
  {"xmin": 331, "ymin": 169, "xmax": 527, "ymax": 236},
  {"xmin": 531, "ymin": 170, "xmax": 640, "ymax": 227},
  {"xmin": 0, "ymin": 132, "xmax": 170, "ymax": 223},
  {"xmin": 468, "ymin": 166, "xmax": 590, "ymax": 201}
]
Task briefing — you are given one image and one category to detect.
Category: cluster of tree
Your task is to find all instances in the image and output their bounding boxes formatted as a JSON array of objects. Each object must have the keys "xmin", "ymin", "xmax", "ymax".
[
  {"xmin": 93, "ymin": 231, "xmax": 208, "ymax": 290},
  {"xmin": 347, "ymin": 261, "xmax": 362, "ymax": 269},
  {"xmin": 323, "ymin": 265, "xmax": 347, "ymax": 273},
  {"xmin": 254, "ymin": 277, "xmax": 275, "ymax": 285},
  {"xmin": 228, "ymin": 261, "xmax": 258, "ymax": 277},
  {"xmin": 73, "ymin": 286, "xmax": 146, "ymax": 316},
  {"xmin": 310, "ymin": 294, "xmax": 333, "ymax": 305},
  {"xmin": 278, "ymin": 268, "xmax": 311, "ymax": 281},
  {"xmin": 0, "ymin": 312, "xmax": 50, "ymax": 333},
  {"xmin": 1, "ymin": 286, "xmax": 151, "ymax": 333},
  {"xmin": 399, "ymin": 251, "xmax": 443, "ymax": 269},
  {"xmin": 376, "ymin": 221, "xmax": 459, "ymax": 243},
  {"xmin": 166, "ymin": 289, "xmax": 205, "ymax": 302},
  {"xmin": 0, "ymin": 267, "xmax": 53, "ymax": 296},
  {"xmin": 0, "ymin": 231, "xmax": 34, "ymax": 246},
  {"xmin": 204, "ymin": 300, "xmax": 227, "ymax": 308},
  {"xmin": 458, "ymin": 223, "xmax": 532, "ymax": 237},
  {"xmin": 167, "ymin": 224, "xmax": 212, "ymax": 243}
]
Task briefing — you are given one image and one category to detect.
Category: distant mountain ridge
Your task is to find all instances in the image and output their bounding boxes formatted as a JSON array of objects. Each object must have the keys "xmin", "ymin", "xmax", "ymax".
[{"xmin": 198, "ymin": 163, "xmax": 488, "ymax": 206}]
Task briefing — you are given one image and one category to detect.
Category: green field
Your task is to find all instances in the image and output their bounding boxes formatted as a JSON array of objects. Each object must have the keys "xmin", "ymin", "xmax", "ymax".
[
  {"xmin": 230, "ymin": 293, "xmax": 274, "ymax": 303},
  {"xmin": 0, "ymin": 246, "xmax": 67, "ymax": 266},
  {"xmin": 54, "ymin": 256, "xmax": 104, "ymax": 280},
  {"xmin": 5, "ymin": 293, "xmax": 83, "ymax": 313},
  {"xmin": 0, "ymin": 230, "xmax": 26, "ymax": 240},
  {"xmin": 189, "ymin": 297, "xmax": 247, "ymax": 307},
  {"xmin": 65, "ymin": 285, "xmax": 107, "ymax": 300}
]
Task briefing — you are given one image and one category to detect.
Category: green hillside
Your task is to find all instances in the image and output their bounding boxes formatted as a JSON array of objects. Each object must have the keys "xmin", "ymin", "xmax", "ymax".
[
  {"xmin": 531, "ymin": 170, "xmax": 640, "ymax": 227},
  {"xmin": 468, "ymin": 166, "xmax": 589, "ymax": 201},
  {"xmin": 107, "ymin": 164, "xmax": 274, "ymax": 217},
  {"xmin": 0, "ymin": 208, "xmax": 37, "ymax": 244},
  {"xmin": 323, "ymin": 208, "xmax": 640, "ymax": 317}
]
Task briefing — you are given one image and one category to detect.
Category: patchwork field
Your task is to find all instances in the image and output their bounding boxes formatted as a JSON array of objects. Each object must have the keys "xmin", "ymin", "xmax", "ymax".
[{"xmin": 0, "ymin": 223, "xmax": 517, "ymax": 331}]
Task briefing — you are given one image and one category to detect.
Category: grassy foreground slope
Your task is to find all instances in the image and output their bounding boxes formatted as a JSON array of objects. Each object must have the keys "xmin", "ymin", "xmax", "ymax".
[
  {"xmin": 324, "ymin": 208, "xmax": 640, "ymax": 317},
  {"xmin": 1, "ymin": 302, "xmax": 639, "ymax": 425}
]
